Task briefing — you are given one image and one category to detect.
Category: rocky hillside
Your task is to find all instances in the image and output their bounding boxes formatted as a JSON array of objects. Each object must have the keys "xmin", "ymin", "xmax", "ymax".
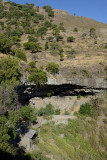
[
  {"xmin": 0, "ymin": 1, "xmax": 107, "ymax": 89},
  {"xmin": 0, "ymin": 1, "xmax": 107, "ymax": 160}
]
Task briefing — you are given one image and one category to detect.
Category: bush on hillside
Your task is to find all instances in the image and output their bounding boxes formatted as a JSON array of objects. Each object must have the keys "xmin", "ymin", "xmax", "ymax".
[
  {"xmin": 20, "ymin": 105, "xmax": 36, "ymax": 122},
  {"xmin": 37, "ymin": 103, "xmax": 55, "ymax": 116},
  {"xmin": 28, "ymin": 69, "xmax": 47, "ymax": 85},
  {"xmin": 46, "ymin": 63, "xmax": 59, "ymax": 74},
  {"xmin": 15, "ymin": 49, "xmax": 27, "ymax": 62},
  {"xmin": 73, "ymin": 27, "xmax": 78, "ymax": 32},
  {"xmin": 67, "ymin": 36, "xmax": 75, "ymax": 42},
  {"xmin": 43, "ymin": 5, "xmax": 54, "ymax": 17},
  {"xmin": 0, "ymin": 56, "xmax": 21, "ymax": 84},
  {"xmin": 0, "ymin": 33, "xmax": 13, "ymax": 53},
  {"xmin": 89, "ymin": 28, "xmax": 97, "ymax": 39},
  {"xmin": 79, "ymin": 103, "xmax": 98, "ymax": 118},
  {"xmin": 29, "ymin": 61, "xmax": 35, "ymax": 68},
  {"xmin": 24, "ymin": 42, "xmax": 42, "ymax": 52}
]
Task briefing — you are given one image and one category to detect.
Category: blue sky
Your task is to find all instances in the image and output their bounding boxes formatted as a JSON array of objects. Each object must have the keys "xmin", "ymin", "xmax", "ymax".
[{"xmin": 7, "ymin": 0, "xmax": 107, "ymax": 24}]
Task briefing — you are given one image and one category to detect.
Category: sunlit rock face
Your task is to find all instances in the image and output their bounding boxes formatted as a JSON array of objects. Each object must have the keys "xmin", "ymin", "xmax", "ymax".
[{"xmin": 47, "ymin": 75, "xmax": 107, "ymax": 88}]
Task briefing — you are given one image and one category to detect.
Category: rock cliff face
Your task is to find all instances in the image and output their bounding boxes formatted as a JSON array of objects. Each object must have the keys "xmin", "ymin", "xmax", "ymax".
[
  {"xmin": 47, "ymin": 65, "xmax": 107, "ymax": 88},
  {"xmin": 47, "ymin": 76, "xmax": 107, "ymax": 88}
]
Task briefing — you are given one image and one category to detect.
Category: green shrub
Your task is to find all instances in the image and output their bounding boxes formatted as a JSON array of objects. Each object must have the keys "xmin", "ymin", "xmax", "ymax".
[
  {"xmin": 94, "ymin": 40, "xmax": 97, "ymax": 44},
  {"xmin": 82, "ymin": 69, "xmax": 92, "ymax": 77},
  {"xmin": 64, "ymin": 111, "xmax": 70, "ymax": 115},
  {"xmin": 0, "ymin": 56, "xmax": 21, "ymax": 84},
  {"xmin": 44, "ymin": 20, "xmax": 52, "ymax": 28},
  {"xmin": 60, "ymin": 53, "xmax": 64, "ymax": 61},
  {"xmin": 24, "ymin": 26, "xmax": 35, "ymax": 34},
  {"xmin": 82, "ymin": 33, "xmax": 87, "ymax": 39},
  {"xmin": 77, "ymin": 94, "xmax": 81, "ymax": 99},
  {"xmin": 15, "ymin": 49, "xmax": 27, "ymax": 61},
  {"xmin": 46, "ymin": 36, "xmax": 54, "ymax": 42},
  {"xmin": 20, "ymin": 105, "xmax": 36, "ymax": 122},
  {"xmin": 79, "ymin": 103, "xmax": 97, "ymax": 117},
  {"xmin": 73, "ymin": 27, "xmax": 78, "ymax": 32},
  {"xmin": 24, "ymin": 42, "xmax": 41, "ymax": 52},
  {"xmin": 55, "ymin": 109, "xmax": 60, "ymax": 115},
  {"xmin": 9, "ymin": 27, "xmax": 23, "ymax": 37},
  {"xmin": 28, "ymin": 35, "xmax": 38, "ymax": 42},
  {"xmin": 29, "ymin": 61, "xmax": 35, "ymax": 68},
  {"xmin": 37, "ymin": 103, "xmax": 54, "ymax": 116},
  {"xmin": 43, "ymin": 5, "xmax": 54, "ymax": 17},
  {"xmin": 45, "ymin": 42, "xmax": 49, "ymax": 50},
  {"xmin": 28, "ymin": 69, "xmax": 47, "ymax": 85},
  {"xmin": 89, "ymin": 28, "xmax": 97, "ymax": 39},
  {"xmin": 46, "ymin": 62, "xmax": 59, "ymax": 74},
  {"xmin": 50, "ymin": 42, "xmax": 61, "ymax": 55},
  {"xmin": 0, "ymin": 33, "xmax": 13, "ymax": 53},
  {"xmin": 56, "ymin": 35, "xmax": 63, "ymax": 41},
  {"xmin": 48, "ymin": 10, "xmax": 54, "ymax": 17},
  {"xmin": 36, "ymin": 26, "xmax": 47, "ymax": 37},
  {"xmin": 66, "ymin": 49, "xmax": 76, "ymax": 57},
  {"xmin": 59, "ymin": 22, "xmax": 65, "ymax": 32},
  {"xmin": 67, "ymin": 36, "xmax": 75, "ymax": 42},
  {"xmin": 72, "ymin": 71, "xmax": 77, "ymax": 74},
  {"xmin": 104, "ymin": 44, "xmax": 107, "ymax": 49},
  {"xmin": 53, "ymin": 27, "xmax": 60, "ymax": 36}
]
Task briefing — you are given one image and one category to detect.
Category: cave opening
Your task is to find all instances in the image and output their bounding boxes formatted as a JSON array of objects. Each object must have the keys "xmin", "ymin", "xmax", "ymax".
[{"xmin": 17, "ymin": 83, "xmax": 105, "ymax": 105}]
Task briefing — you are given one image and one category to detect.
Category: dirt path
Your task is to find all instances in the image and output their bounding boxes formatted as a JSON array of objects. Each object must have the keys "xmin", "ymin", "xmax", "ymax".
[{"xmin": 37, "ymin": 115, "xmax": 77, "ymax": 126}]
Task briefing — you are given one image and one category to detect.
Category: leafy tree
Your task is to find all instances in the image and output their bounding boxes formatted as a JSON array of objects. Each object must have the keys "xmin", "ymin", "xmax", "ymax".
[
  {"xmin": 28, "ymin": 69, "xmax": 47, "ymax": 85},
  {"xmin": 24, "ymin": 42, "xmax": 41, "ymax": 52},
  {"xmin": 67, "ymin": 36, "xmax": 75, "ymax": 42},
  {"xmin": 0, "ymin": 33, "xmax": 13, "ymax": 53},
  {"xmin": 0, "ymin": 56, "xmax": 21, "ymax": 84},
  {"xmin": 15, "ymin": 49, "xmax": 27, "ymax": 62},
  {"xmin": 20, "ymin": 105, "xmax": 36, "ymax": 122},
  {"xmin": 89, "ymin": 28, "xmax": 97, "ymax": 39},
  {"xmin": 46, "ymin": 62, "xmax": 59, "ymax": 74},
  {"xmin": 0, "ymin": 82, "xmax": 20, "ymax": 112},
  {"xmin": 79, "ymin": 103, "xmax": 98, "ymax": 117},
  {"xmin": 0, "ymin": 115, "xmax": 16, "ymax": 155},
  {"xmin": 8, "ymin": 110, "xmax": 20, "ymax": 139}
]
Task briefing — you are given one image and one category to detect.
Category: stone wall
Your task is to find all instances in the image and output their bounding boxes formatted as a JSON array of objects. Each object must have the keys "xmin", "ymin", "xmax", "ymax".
[{"xmin": 30, "ymin": 96, "xmax": 91, "ymax": 113}]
